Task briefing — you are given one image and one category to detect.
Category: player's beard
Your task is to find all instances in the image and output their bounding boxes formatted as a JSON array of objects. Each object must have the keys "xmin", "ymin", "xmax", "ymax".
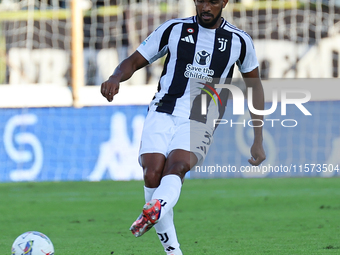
[{"xmin": 196, "ymin": 8, "xmax": 223, "ymax": 29}]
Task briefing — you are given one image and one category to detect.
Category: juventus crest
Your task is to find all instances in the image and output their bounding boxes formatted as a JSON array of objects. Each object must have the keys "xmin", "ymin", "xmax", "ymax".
[{"xmin": 218, "ymin": 38, "xmax": 228, "ymax": 52}]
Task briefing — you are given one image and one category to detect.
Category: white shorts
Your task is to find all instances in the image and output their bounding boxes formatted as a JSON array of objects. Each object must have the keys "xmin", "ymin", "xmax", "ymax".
[{"xmin": 138, "ymin": 111, "xmax": 214, "ymax": 168}]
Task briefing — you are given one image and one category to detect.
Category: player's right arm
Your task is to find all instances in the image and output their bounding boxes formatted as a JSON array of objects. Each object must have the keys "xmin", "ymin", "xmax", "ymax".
[{"xmin": 101, "ymin": 50, "xmax": 149, "ymax": 102}]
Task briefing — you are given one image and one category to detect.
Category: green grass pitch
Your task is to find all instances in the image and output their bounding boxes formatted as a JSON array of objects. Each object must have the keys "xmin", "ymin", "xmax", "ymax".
[{"xmin": 1, "ymin": 177, "xmax": 339, "ymax": 254}]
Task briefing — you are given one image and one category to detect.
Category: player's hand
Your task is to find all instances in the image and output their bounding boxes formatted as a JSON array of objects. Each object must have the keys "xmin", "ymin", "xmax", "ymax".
[
  {"xmin": 248, "ymin": 140, "xmax": 266, "ymax": 166},
  {"xmin": 100, "ymin": 75, "xmax": 120, "ymax": 102}
]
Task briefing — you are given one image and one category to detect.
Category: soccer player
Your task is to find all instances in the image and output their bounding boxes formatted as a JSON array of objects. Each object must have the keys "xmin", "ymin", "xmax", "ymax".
[{"xmin": 101, "ymin": 0, "xmax": 266, "ymax": 254}]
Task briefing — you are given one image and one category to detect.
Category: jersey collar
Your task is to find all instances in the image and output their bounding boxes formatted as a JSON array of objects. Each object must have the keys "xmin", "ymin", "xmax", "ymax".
[{"xmin": 193, "ymin": 16, "xmax": 226, "ymax": 29}]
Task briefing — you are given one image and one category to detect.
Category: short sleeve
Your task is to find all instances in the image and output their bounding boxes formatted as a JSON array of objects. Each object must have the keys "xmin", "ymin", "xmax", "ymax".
[
  {"xmin": 137, "ymin": 20, "xmax": 177, "ymax": 64},
  {"xmin": 236, "ymin": 34, "xmax": 259, "ymax": 74}
]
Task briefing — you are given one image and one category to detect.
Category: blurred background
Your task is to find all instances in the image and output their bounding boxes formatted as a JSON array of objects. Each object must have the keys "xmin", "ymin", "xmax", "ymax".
[
  {"xmin": 1, "ymin": 0, "xmax": 339, "ymax": 88},
  {"xmin": 0, "ymin": 0, "xmax": 339, "ymax": 182}
]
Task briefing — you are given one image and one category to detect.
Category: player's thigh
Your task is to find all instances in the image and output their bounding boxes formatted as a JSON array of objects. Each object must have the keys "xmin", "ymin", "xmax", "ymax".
[{"xmin": 139, "ymin": 111, "xmax": 174, "ymax": 187}]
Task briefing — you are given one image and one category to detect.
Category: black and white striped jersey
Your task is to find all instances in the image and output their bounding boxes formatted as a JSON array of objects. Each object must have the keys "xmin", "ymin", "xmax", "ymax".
[{"xmin": 137, "ymin": 16, "xmax": 258, "ymax": 124}]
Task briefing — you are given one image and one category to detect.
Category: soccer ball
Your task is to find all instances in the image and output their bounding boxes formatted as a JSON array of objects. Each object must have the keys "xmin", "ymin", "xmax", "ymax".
[{"xmin": 11, "ymin": 231, "xmax": 54, "ymax": 255}]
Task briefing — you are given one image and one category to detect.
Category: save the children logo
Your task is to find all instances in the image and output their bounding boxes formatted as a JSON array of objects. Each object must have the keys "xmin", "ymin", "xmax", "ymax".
[
  {"xmin": 195, "ymin": 50, "xmax": 211, "ymax": 65},
  {"xmin": 184, "ymin": 64, "xmax": 214, "ymax": 83},
  {"xmin": 184, "ymin": 50, "xmax": 213, "ymax": 82}
]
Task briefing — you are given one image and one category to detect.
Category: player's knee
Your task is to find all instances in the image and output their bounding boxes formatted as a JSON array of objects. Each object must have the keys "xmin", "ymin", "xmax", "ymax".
[
  {"xmin": 143, "ymin": 167, "xmax": 162, "ymax": 188},
  {"xmin": 164, "ymin": 161, "xmax": 190, "ymax": 178}
]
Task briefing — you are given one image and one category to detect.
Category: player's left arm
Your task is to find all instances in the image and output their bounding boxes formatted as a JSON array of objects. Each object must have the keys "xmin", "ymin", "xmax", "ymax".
[{"xmin": 242, "ymin": 67, "xmax": 266, "ymax": 166}]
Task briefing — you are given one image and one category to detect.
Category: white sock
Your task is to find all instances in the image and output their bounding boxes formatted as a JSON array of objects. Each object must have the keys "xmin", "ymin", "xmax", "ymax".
[
  {"xmin": 155, "ymin": 209, "xmax": 181, "ymax": 253},
  {"xmin": 145, "ymin": 175, "xmax": 182, "ymax": 254},
  {"xmin": 151, "ymin": 175, "xmax": 182, "ymax": 254},
  {"xmin": 144, "ymin": 186, "xmax": 156, "ymax": 203},
  {"xmin": 151, "ymin": 174, "xmax": 182, "ymax": 220},
  {"xmin": 145, "ymin": 186, "xmax": 179, "ymax": 251}
]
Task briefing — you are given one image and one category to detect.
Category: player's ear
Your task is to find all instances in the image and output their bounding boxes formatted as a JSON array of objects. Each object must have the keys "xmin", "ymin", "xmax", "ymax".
[{"xmin": 222, "ymin": 0, "xmax": 228, "ymax": 8}]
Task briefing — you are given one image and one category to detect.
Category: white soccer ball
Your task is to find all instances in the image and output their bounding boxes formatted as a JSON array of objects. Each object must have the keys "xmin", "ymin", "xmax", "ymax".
[{"xmin": 11, "ymin": 231, "xmax": 54, "ymax": 255}]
